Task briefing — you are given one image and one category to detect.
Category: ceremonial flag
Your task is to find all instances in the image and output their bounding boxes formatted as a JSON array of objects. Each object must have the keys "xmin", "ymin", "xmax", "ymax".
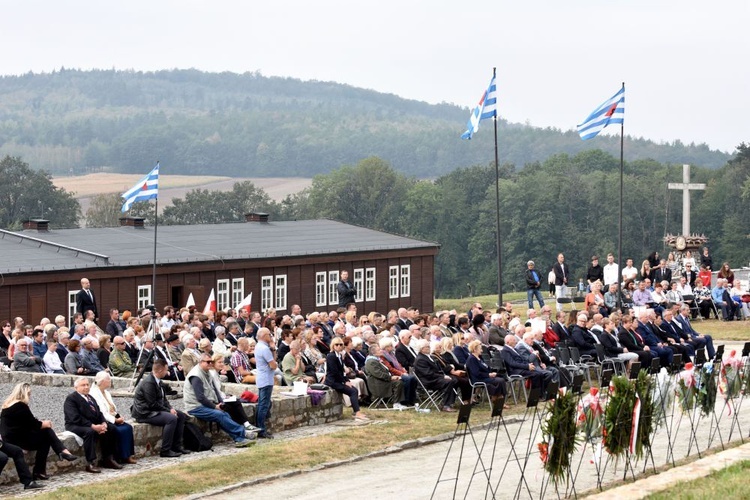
[
  {"xmin": 121, "ymin": 162, "xmax": 160, "ymax": 212},
  {"xmin": 203, "ymin": 288, "xmax": 217, "ymax": 314},
  {"xmin": 185, "ymin": 293, "xmax": 196, "ymax": 309},
  {"xmin": 236, "ymin": 293, "xmax": 253, "ymax": 313},
  {"xmin": 577, "ymin": 86, "xmax": 625, "ymax": 140},
  {"xmin": 461, "ymin": 75, "xmax": 497, "ymax": 140}
]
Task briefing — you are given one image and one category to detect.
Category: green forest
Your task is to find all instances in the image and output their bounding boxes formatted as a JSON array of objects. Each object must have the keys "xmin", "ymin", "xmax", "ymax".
[
  {"xmin": 0, "ymin": 69, "xmax": 731, "ymax": 177},
  {"xmin": 6, "ymin": 144, "xmax": 745, "ymax": 299}
]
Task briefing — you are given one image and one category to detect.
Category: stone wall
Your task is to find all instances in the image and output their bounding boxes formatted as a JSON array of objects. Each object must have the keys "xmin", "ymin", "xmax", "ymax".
[{"xmin": 0, "ymin": 371, "xmax": 343, "ymax": 484}]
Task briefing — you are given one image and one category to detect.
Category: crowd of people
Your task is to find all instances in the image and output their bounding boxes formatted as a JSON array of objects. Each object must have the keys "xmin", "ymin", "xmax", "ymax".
[{"xmin": 0, "ymin": 261, "xmax": 746, "ymax": 488}]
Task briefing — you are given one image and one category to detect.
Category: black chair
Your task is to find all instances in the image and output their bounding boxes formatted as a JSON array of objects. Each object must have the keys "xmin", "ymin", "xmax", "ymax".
[
  {"xmin": 595, "ymin": 343, "xmax": 626, "ymax": 379},
  {"xmin": 556, "ymin": 297, "xmax": 572, "ymax": 311}
]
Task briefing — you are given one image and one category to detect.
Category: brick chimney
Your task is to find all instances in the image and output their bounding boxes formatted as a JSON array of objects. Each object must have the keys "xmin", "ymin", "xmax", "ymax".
[
  {"xmin": 244, "ymin": 212, "xmax": 269, "ymax": 223},
  {"xmin": 119, "ymin": 217, "xmax": 145, "ymax": 228},
  {"xmin": 22, "ymin": 219, "xmax": 49, "ymax": 232}
]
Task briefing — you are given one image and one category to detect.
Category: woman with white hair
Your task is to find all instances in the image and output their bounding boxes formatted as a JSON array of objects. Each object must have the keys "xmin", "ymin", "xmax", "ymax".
[{"xmin": 90, "ymin": 372, "xmax": 137, "ymax": 465}]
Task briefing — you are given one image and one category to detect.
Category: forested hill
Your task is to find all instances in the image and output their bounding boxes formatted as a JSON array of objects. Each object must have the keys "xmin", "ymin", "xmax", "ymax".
[{"xmin": 0, "ymin": 69, "xmax": 731, "ymax": 176}]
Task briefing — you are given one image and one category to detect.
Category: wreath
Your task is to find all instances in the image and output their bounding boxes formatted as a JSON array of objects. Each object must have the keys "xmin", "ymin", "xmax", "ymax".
[
  {"xmin": 720, "ymin": 350, "xmax": 743, "ymax": 400},
  {"xmin": 697, "ymin": 363, "xmax": 717, "ymax": 417},
  {"xmin": 603, "ymin": 375, "xmax": 636, "ymax": 458},
  {"xmin": 634, "ymin": 369, "xmax": 654, "ymax": 459},
  {"xmin": 539, "ymin": 389, "xmax": 579, "ymax": 481},
  {"xmin": 677, "ymin": 363, "xmax": 698, "ymax": 413}
]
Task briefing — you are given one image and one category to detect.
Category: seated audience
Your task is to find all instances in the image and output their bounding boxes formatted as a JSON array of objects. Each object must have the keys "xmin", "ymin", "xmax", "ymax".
[
  {"xmin": 364, "ymin": 343, "xmax": 404, "ymax": 408},
  {"xmin": 0, "ymin": 383, "xmax": 76, "ymax": 483},
  {"xmin": 90, "ymin": 372, "xmax": 136, "ymax": 465},
  {"xmin": 132, "ymin": 359, "xmax": 190, "ymax": 457},
  {"xmin": 182, "ymin": 353, "xmax": 254, "ymax": 447},
  {"xmin": 12, "ymin": 338, "xmax": 43, "ymax": 373},
  {"xmin": 325, "ymin": 338, "xmax": 369, "ymax": 420},
  {"xmin": 281, "ymin": 340, "xmax": 316, "ymax": 386},
  {"xmin": 64, "ymin": 377, "xmax": 121, "ymax": 473},
  {"xmin": 465, "ymin": 340, "xmax": 507, "ymax": 408},
  {"xmin": 413, "ymin": 339, "xmax": 457, "ymax": 412},
  {"xmin": 43, "ymin": 341, "xmax": 65, "ymax": 374}
]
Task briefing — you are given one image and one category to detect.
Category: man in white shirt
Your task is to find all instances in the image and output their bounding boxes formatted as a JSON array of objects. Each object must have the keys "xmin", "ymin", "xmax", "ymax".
[
  {"xmin": 621, "ymin": 259, "xmax": 638, "ymax": 282},
  {"xmin": 603, "ymin": 253, "xmax": 619, "ymax": 287}
]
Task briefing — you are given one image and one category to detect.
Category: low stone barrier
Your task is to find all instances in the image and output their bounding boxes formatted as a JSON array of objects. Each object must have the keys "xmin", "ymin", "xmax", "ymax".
[{"xmin": 0, "ymin": 371, "xmax": 343, "ymax": 484}]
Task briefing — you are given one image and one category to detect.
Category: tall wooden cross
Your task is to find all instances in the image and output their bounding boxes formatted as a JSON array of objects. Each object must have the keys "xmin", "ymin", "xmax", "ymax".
[{"xmin": 668, "ymin": 164, "xmax": 705, "ymax": 236}]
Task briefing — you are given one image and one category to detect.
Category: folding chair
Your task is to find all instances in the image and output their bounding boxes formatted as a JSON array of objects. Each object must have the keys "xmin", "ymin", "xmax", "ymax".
[
  {"xmin": 569, "ymin": 346, "xmax": 597, "ymax": 387},
  {"xmin": 413, "ymin": 372, "xmax": 443, "ymax": 412},
  {"xmin": 682, "ymin": 294, "xmax": 702, "ymax": 321},
  {"xmin": 556, "ymin": 297, "xmax": 572, "ymax": 311},
  {"xmin": 490, "ymin": 356, "xmax": 526, "ymax": 405},
  {"xmin": 595, "ymin": 343, "xmax": 626, "ymax": 380},
  {"xmin": 555, "ymin": 347, "xmax": 582, "ymax": 382},
  {"xmin": 572, "ymin": 296, "xmax": 585, "ymax": 310}
]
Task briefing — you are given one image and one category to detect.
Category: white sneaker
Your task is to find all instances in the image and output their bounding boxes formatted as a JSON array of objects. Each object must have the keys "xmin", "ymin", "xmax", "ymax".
[
  {"xmin": 244, "ymin": 424, "xmax": 262, "ymax": 432},
  {"xmin": 235, "ymin": 439, "xmax": 255, "ymax": 448},
  {"xmin": 245, "ymin": 430, "xmax": 258, "ymax": 440},
  {"xmin": 393, "ymin": 403, "xmax": 406, "ymax": 410}
]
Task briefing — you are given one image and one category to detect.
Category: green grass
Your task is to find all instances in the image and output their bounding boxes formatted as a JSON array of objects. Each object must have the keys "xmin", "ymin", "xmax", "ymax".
[
  {"xmin": 435, "ymin": 292, "xmax": 527, "ymax": 313},
  {"xmin": 645, "ymin": 459, "xmax": 750, "ymax": 500}
]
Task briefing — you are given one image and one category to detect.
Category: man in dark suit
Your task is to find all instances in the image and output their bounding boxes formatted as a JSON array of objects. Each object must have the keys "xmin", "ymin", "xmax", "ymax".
[
  {"xmin": 105, "ymin": 308, "xmax": 126, "ymax": 338},
  {"xmin": 676, "ymin": 305, "xmax": 715, "ymax": 358},
  {"xmin": 551, "ymin": 311, "xmax": 571, "ymax": 345},
  {"xmin": 683, "ymin": 264, "xmax": 698, "ymax": 288},
  {"xmin": 570, "ymin": 314, "xmax": 598, "ymax": 358},
  {"xmin": 395, "ymin": 330, "xmax": 418, "ymax": 371},
  {"xmin": 635, "ymin": 313, "xmax": 673, "ymax": 368},
  {"xmin": 75, "ymin": 278, "xmax": 98, "ymax": 322},
  {"xmin": 650, "ymin": 310, "xmax": 693, "ymax": 362},
  {"xmin": 412, "ymin": 340, "xmax": 457, "ymax": 412},
  {"xmin": 660, "ymin": 309, "xmax": 696, "ymax": 358},
  {"xmin": 501, "ymin": 335, "xmax": 549, "ymax": 393},
  {"xmin": 652, "ymin": 260, "xmax": 672, "ymax": 286},
  {"xmin": 131, "ymin": 359, "xmax": 189, "ymax": 458},
  {"xmin": 553, "ymin": 253, "xmax": 569, "ymax": 312},
  {"xmin": 617, "ymin": 316, "xmax": 654, "ymax": 367},
  {"xmin": 63, "ymin": 377, "xmax": 120, "ymax": 473},
  {"xmin": 337, "ymin": 270, "xmax": 357, "ymax": 308}
]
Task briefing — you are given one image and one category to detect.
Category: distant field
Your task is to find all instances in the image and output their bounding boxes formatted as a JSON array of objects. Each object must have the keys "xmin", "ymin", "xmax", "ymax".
[{"xmin": 53, "ymin": 173, "xmax": 312, "ymax": 214}]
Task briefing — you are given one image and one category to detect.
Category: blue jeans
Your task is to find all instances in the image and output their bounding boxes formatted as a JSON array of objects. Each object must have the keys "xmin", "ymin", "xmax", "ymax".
[
  {"xmin": 256, "ymin": 385, "xmax": 273, "ymax": 434},
  {"xmin": 527, "ymin": 288, "xmax": 545, "ymax": 309},
  {"xmin": 188, "ymin": 406, "xmax": 245, "ymax": 442}
]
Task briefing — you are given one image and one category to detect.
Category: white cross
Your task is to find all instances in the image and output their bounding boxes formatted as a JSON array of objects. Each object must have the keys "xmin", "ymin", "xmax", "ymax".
[{"xmin": 668, "ymin": 164, "xmax": 705, "ymax": 236}]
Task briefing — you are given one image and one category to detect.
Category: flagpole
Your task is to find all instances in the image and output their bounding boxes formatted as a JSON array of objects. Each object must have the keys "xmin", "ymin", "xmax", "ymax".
[
  {"xmin": 616, "ymin": 83, "xmax": 624, "ymax": 311},
  {"xmin": 152, "ymin": 161, "xmax": 159, "ymax": 308},
  {"xmin": 492, "ymin": 67, "xmax": 503, "ymax": 308}
]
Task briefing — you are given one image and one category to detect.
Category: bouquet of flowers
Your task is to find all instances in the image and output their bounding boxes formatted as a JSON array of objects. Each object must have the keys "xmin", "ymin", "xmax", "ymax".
[
  {"xmin": 719, "ymin": 350, "xmax": 743, "ymax": 400},
  {"xmin": 696, "ymin": 362, "xmax": 717, "ymax": 417},
  {"xmin": 539, "ymin": 388, "xmax": 579, "ymax": 481},
  {"xmin": 677, "ymin": 363, "xmax": 698, "ymax": 413},
  {"xmin": 576, "ymin": 387, "xmax": 604, "ymax": 440},
  {"xmin": 651, "ymin": 367, "xmax": 675, "ymax": 424}
]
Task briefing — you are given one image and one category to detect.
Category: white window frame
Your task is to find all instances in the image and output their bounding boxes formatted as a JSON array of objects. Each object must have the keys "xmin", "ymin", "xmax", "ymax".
[
  {"xmin": 389, "ymin": 266, "xmax": 399, "ymax": 299},
  {"xmin": 68, "ymin": 290, "xmax": 78, "ymax": 326},
  {"xmin": 400, "ymin": 264, "xmax": 411, "ymax": 298},
  {"xmin": 137, "ymin": 285, "xmax": 152, "ymax": 311},
  {"xmin": 353, "ymin": 268, "xmax": 364, "ymax": 303},
  {"xmin": 275, "ymin": 274, "xmax": 287, "ymax": 311},
  {"xmin": 231, "ymin": 278, "xmax": 245, "ymax": 309},
  {"xmin": 261, "ymin": 276, "xmax": 273, "ymax": 312},
  {"xmin": 315, "ymin": 272, "xmax": 327, "ymax": 307},
  {"xmin": 365, "ymin": 268, "xmax": 376, "ymax": 301},
  {"xmin": 217, "ymin": 279, "xmax": 230, "ymax": 312},
  {"xmin": 328, "ymin": 270, "xmax": 339, "ymax": 305}
]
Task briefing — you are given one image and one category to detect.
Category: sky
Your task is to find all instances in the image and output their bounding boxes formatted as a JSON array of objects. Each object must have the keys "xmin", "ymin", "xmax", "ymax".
[{"xmin": 1, "ymin": 0, "xmax": 747, "ymax": 153}]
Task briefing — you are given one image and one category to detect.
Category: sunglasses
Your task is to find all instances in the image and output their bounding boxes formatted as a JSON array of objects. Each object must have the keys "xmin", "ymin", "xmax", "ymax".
[{"xmin": 332, "ymin": 343, "xmax": 344, "ymax": 347}]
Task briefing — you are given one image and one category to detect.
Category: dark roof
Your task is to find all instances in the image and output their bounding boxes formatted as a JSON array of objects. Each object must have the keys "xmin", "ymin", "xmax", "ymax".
[{"xmin": 0, "ymin": 219, "xmax": 438, "ymax": 274}]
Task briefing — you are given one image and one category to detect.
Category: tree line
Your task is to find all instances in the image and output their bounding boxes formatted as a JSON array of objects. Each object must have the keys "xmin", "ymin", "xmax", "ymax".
[
  {"xmin": 1, "ymin": 145, "xmax": 748, "ymax": 298},
  {"xmin": 0, "ymin": 69, "xmax": 731, "ymax": 177}
]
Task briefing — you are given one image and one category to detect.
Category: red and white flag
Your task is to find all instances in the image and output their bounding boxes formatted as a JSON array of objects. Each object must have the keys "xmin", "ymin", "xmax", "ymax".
[
  {"xmin": 203, "ymin": 288, "xmax": 217, "ymax": 314},
  {"xmin": 236, "ymin": 293, "xmax": 253, "ymax": 313},
  {"xmin": 185, "ymin": 293, "xmax": 195, "ymax": 308}
]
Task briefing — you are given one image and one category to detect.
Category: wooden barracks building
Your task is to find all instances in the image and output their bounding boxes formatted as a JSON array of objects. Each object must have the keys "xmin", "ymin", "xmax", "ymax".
[{"xmin": 0, "ymin": 216, "xmax": 439, "ymax": 325}]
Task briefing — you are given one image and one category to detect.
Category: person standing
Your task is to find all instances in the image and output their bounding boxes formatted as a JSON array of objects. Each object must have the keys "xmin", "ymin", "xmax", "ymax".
[
  {"xmin": 76, "ymin": 278, "xmax": 98, "ymax": 322},
  {"xmin": 553, "ymin": 253, "xmax": 569, "ymax": 312},
  {"xmin": 337, "ymin": 270, "xmax": 357, "ymax": 308},
  {"xmin": 602, "ymin": 253, "xmax": 619, "ymax": 288},
  {"xmin": 254, "ymin": 328, "xmax": 277, "ymax": 439},
  {"xmin": 525, "ymin": 261, "xmax": 545, "ymax": 309},
  {"xmin": 586, "ymin": 256, "xmax": 604, "ymax": 291}
]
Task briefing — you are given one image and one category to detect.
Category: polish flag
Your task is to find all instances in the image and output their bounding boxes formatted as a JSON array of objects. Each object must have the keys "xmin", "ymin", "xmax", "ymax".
[
  {"xmin": 203, "ymin": 288, "xmax": 217, "ymax": 314},
  {"xmin": 236, "ymin": 293, "xmax": 253, "ymax": 313},
  {"xmin": 185, "ymin": 293, "xmax": 196, "ymax": 308}
]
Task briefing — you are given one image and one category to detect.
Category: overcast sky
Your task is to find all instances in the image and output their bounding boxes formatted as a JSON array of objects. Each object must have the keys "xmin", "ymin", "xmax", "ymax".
[{"xmin": 2, "ymin": 0, "xmax": 747, "ymax": 153}]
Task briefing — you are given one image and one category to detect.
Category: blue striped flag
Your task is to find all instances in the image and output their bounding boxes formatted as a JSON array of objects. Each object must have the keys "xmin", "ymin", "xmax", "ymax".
[
  {"xmin": 121, "ymin": 162, "xmax": 159, "ymax": 212},
  {"xmin": 461, "ymin": 75, "xmax": 497, "ymax": 140},
  {"xmin": 577, "ymin": 86, "xmax": 625, "ymax": 140}
]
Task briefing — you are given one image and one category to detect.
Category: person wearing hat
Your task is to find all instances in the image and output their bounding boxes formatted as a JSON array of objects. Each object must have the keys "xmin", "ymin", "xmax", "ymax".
[{"xmin": 525, "ymin": 260, "xmax": 545, "ymax": 310}]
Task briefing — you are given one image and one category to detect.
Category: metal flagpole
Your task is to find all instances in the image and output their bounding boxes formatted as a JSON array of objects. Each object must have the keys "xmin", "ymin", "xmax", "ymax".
[
  {"xmin": 152, "ymin": 161, "xmax": 159, "ymax": 306},
  {"xmin": 616, "ymin": 83, "xmax": 624, "ymax": 311},
  {"xmin": 492, "ymin": 67, "xmax": 503, "ymax": 308}
]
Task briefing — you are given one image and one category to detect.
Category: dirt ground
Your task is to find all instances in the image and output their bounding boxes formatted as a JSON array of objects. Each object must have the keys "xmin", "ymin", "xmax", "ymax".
[{"xmin": 53, "ymin": 173, "xmax": 312, "ymax": 214}]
